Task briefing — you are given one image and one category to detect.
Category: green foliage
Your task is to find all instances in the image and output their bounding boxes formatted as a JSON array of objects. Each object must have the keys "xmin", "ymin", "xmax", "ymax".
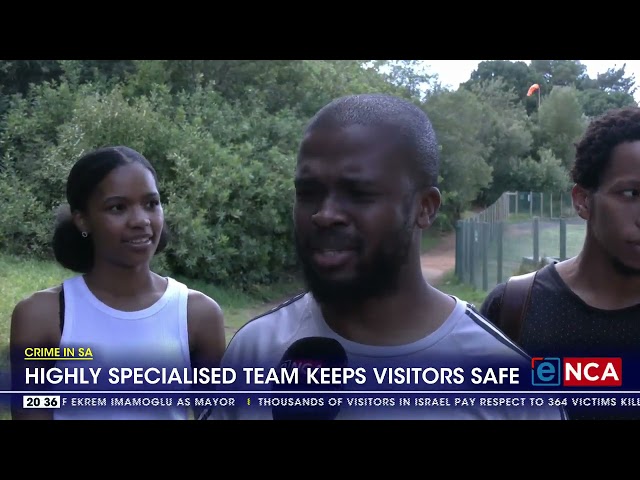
[
  {"xmin": 162, "ymin": 141, "xmax": 296, "ymax": 287},
  {"xmin": 0, "ymin": 59, "xmax": 636, "ymax": 290},
  {"xmin": 512, "ymin": 148, "xmax": 572, "ymax": 193},
  {"xmin": 468, "ymin": 78, "xmax": 535, "ymax": 205},
  {"xmin": 0, "ymin": 78, "xmax": 300, "ymax": 289},
  {"xmin": 0, "ymin": 61, "xmax": 413, "ymax": 290},
  {"xmin": 0, "ymin": 169, "xmax": 50, "ymax": 255},
  {"xmin": 578, "ymin": 89, "xmax": 637, "ymax": 117},
  {"xmin": 425, "ymin": 89, "xmax": 493, "ymax": 224},
  {"xmin": 464, "ymin": 60, "xmax": 539, "ymax": 113},
  {"xmin": 536, "ymin": 86, "xmax": 588, "ymax": 169}
]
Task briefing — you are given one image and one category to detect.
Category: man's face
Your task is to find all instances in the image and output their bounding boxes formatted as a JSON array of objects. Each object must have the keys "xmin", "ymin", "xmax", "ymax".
[
  {"xmin": 580, "ymin": 140, "xmax": 640, "ymax": 275},
  {"xmin": 293, "ymin": 124, "xmax": 418, "ymax": 305}
]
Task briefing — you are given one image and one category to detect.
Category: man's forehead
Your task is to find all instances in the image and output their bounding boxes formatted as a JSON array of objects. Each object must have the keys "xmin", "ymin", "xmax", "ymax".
[
  {"xmin": 294, "ymin": 150, "xmax": 408, "ymax": 187},
  {"xmin": 301, "ymin": 123, "xmax": 398, "ymax": 152},
  {"xmin": 600, "ymin": 141, "xmax": 640, "ymax": 184},
  {"xmin": 302, "ymin": 131, "xmax": 403, "ymax": 175},
  {"xmin": 295, "ymin": 158, "xmax": 371, "ymax": 179}
]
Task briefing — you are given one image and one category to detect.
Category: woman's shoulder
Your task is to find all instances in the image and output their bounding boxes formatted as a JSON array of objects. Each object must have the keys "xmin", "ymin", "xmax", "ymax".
[
  {"xmin": 11, "ymin": 284, "xmax": 65, "ymax": 341},
  {"xmin": 181, "ymin": 283, "xmax": 225, "ymax": 348},
  {"xmin": 186, "ymin": 288, "xmax": 223, "ymax": 320},
  {"xmin": 14, "ymin": 284, "xmax": 63, "ymax": 312},
  {"xmin": 163, "ymin": 275, "xmax": 224, "ymax": 320}
]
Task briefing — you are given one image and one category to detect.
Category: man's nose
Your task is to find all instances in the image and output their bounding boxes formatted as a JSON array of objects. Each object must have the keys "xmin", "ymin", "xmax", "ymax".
[{"xmin": 311, "ymin": 196, "xmax": 348, "ymax": 228}]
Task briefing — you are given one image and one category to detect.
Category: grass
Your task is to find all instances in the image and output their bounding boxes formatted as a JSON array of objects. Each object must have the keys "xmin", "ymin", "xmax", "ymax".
[
  {"xmin": 462, "ymin": 220, "xmax": 586, "ymax": 292},
  {"xmin": 502, "ymin": 220, "xmax": 585, "ymax": 269},
  {"xmin": 436, "ymin": 270, "xmax": 488, "ymax": 307},
  {"xmin": 420, "ymin": 228, "xmax": 442, "ymax": 253}
]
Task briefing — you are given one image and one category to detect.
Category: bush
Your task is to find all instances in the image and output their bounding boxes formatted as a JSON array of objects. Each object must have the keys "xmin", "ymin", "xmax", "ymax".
[{"xmin": 0, "ymin": 80, "xmax": 299, "ymax": 289}]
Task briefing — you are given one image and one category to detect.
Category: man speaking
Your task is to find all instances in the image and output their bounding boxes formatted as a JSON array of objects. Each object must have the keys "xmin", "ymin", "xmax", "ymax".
[{"xmin": 208, "ymin": 93, "xmax": 566, "ymax": 420}]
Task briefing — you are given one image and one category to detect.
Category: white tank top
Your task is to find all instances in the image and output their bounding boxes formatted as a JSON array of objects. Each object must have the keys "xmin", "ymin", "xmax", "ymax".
[{"xmin": 53, "ymin": 275, "xmax": 191, "ymax": 420}]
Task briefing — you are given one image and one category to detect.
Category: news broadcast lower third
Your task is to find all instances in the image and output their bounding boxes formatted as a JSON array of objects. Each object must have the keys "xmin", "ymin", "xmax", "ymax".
[{"xmin": 1, "ymin": 346, "xmax": 638, "ymax": 419}]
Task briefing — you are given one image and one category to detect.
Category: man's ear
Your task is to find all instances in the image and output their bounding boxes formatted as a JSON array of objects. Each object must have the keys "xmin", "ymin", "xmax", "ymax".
[
  {"xmin": 72, "ymin": 211, "xmax": 90, "ymax": 235},
  {"xmin": 571, "ymin": 183, "xmax": 591, "ymax": 221},
  {"xmin": 416, "ymin": 186, "xmax": 442, "ymax": 229}
]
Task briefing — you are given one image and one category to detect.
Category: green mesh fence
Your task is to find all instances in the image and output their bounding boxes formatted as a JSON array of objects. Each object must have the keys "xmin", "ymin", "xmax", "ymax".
[{"xmin": 455, "ymin": 191, "xmax": 586, "ymax": 291}]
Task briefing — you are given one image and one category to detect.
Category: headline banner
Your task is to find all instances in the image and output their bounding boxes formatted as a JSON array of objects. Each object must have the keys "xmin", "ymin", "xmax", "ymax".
[
  {"xmin": 4, "ymin": 346, "xmax": 638, "ymax": 393},
  {"xmin": 8, "ymin": 363, "xmax": 629, "ymax": 390}
]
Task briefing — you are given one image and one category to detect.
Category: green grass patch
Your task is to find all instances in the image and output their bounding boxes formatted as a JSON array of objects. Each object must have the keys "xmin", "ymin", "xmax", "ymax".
[
  {"xmin": 506, "ymin": 212, "xmax": 538, "ymax": 223},
  {"xmin": 496, "ymin": 221, "xmax": 585, "ymax": 279},
  {"xmin": 460, "ymin": 220, "xmax": 586, "ymax": 292},
  {"xmin": 436, "ymin": 270, "xmax": 488, "ymax": 308},
  {"xmin": 420, "ymin": 228, "xmax": 443, "ymax": 253}
]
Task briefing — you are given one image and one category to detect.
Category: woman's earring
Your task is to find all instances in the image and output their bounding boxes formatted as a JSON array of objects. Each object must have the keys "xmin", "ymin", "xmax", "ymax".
[{"xmin": 81, "ymin": 232, "xmax": 88, "ymax": 238}]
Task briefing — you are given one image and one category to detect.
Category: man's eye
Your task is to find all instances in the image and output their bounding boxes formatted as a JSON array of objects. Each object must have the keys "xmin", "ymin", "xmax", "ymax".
[
  {"xmin": 296, "ymin": 189, "xmax": 320, "ymax": 198},
  {"xmin": 621, "ymin": 189, "xmax": 640, "ymax": 198}
]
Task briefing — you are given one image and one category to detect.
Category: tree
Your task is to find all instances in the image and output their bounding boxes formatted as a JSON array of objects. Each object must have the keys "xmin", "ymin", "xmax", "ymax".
[
  {"xmin": 468, "ymin": 78, "xmax": 535, "ymax": 205},
  {"xmin": 535, "ymin": 86, "xmax": 588, "ymax": 170},
  {"xmin": 424, "ymin": 89, "xmax": 493, "ymax": 225}
]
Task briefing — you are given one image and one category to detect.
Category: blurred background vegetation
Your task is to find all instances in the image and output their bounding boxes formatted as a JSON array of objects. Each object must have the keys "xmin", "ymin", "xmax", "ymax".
[{"xmin": 0, "ymin": 59, "xmax": 635, "ymax": 291}]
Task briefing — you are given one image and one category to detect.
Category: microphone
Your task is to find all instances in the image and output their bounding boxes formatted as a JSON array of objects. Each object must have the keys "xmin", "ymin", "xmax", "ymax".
[{"xmin": 272, "ymin": 336, "xmax": 347, "ymax": 420}]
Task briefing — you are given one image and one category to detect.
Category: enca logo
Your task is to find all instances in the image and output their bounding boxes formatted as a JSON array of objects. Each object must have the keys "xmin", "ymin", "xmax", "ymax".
[{"xmin": 531, "ymin": 357, "xmax": 622, "ymax": 387}]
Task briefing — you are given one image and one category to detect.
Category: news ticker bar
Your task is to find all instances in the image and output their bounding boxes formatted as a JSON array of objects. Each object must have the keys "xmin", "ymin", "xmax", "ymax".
[
  {"xmin": 10, "ymin": 391, "xmax": 640, "ymax": 410},
  {"xmin": 5, "ymin": 390, "xmax": 640, "ymax": 394},
  {"xmin": 3, "ymin": 390, "xmax": 640, "ymax": 394}
]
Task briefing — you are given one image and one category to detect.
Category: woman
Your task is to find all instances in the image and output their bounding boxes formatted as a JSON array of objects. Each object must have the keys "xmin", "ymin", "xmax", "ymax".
[{"xmin": 10, "ymin": 146, "xmax": 226, "ymax": 420}]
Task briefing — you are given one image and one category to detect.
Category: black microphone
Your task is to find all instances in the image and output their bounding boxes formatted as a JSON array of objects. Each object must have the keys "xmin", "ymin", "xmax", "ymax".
[{"xmin": 272, "ymin": 337, "xmax": 347, "ymax": 420}]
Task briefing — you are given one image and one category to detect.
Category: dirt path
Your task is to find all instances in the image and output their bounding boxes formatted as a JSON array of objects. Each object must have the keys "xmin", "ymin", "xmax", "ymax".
[{"xmin": 420, "ymin": 231, "xmax": 456, "ymax": 286}]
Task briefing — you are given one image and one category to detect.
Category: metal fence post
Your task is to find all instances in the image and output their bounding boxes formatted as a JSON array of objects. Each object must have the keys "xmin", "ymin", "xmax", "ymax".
[
  {"xmin": 455, "ymin": 220, "xmax": 463, "ymax": 280},
  {"xmin": 497, "ymin": 221, "xmax": 503, "ymax": 284},
  {"xmin": 533, "ymin": 217, "xmax": 539, "ymax": 264},
  {"xmin": 482, "ymin": 222, "xmax": 489, "ymax": 291},
  {"xmin": 560, "ymin": 218, "xmax": 567, "ymax": 260}
]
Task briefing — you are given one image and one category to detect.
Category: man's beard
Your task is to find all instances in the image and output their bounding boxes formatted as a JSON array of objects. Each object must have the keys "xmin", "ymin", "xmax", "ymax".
[
  {"xmin": 609, "ymin": 254, "xmax": 640, "ymax": 277},
  {"xmin": 295, "ymin": 219, "xmax": 414, "ymax": 308}
]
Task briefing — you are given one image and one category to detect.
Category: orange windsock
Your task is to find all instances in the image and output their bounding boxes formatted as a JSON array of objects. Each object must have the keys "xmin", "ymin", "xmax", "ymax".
[{"xmin": 527, "ymin": 83, "xmax": 540, "ymax": 96}]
